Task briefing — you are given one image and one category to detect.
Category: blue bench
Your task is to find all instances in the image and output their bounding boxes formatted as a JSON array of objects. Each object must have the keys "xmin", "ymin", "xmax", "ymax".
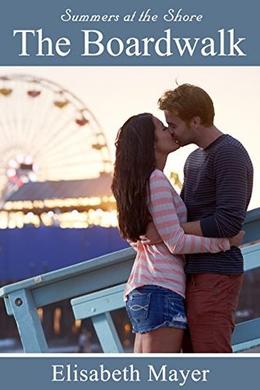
[
  {"xmin": 70, "ymin": 243, "xmax": 260, "ymax": 353},
  {"xmin": 72, "ymin": 284, "xmax": 126, "ymax": 352},
  {"xmin": 0, "ymin": 248, "xmax": 134, "ymax": 352},
  {"xmin": 1, "ymin": 208, "xmax": 260, "ymax": 353}
]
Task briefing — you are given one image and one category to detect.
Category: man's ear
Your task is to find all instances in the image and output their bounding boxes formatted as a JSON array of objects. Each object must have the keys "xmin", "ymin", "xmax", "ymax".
[{"xmin": 190, "ymin": 116, "xmax": 201, "ymax": 129}]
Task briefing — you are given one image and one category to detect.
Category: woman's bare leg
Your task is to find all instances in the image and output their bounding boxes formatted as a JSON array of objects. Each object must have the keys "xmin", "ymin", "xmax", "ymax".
[
  {"xmin": 134, "ymin": 333, "xmax": 143, "ymax": 353},
  {"xmin": 134, "ymin": 327, "xmax": 184, "ymax": 353}
]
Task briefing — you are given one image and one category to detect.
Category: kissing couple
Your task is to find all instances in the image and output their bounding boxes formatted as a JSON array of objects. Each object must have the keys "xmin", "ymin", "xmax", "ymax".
[{"xmin": 112, "ymin": 83, "xmax": 253, "ymax": 353}]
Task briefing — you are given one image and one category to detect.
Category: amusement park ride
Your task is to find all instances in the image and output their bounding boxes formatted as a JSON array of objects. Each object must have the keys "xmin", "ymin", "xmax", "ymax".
[{"xmin": 0, "ymin": 74, "xmax": 116, "ymax": 229}]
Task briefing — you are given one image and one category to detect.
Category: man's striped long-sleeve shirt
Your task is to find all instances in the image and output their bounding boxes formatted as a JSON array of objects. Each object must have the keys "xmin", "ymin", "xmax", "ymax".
[{"xmin": 181, "ymin": 134, "xmax": 254, "ymax": 274}]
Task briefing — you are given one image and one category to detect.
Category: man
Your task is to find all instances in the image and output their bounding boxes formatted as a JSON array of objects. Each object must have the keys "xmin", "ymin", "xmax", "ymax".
[{"xmin": 157, "ymin": 84, "xmax": 253, "ymax": 352}]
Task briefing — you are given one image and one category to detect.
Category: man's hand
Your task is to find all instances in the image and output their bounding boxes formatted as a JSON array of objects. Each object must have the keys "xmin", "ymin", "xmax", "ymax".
[
  {"xmin": 229, "ymin": 231, "xmax": 245, "ymax": 247},
  {"xmin": 140, "ymin": 222, "xmax": 162, "ymax": 245}
]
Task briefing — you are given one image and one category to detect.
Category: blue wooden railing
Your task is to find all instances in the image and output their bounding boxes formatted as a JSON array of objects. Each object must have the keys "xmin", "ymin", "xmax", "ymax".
[{"xmin": 0, "ymin": 208, "xmax": 260, "ymax": 353}]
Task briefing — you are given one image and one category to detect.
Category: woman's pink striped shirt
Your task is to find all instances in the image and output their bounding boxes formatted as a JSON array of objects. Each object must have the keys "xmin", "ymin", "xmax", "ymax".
[{"xmin": 124, "ymin": 169, "xmax": 230, "ymax": 299}]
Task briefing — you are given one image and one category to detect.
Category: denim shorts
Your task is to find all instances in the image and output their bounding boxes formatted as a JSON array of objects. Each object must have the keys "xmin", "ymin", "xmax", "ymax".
[{"xmin": 125, "ymin": 285, "xmax": 187, "ymax": 334}]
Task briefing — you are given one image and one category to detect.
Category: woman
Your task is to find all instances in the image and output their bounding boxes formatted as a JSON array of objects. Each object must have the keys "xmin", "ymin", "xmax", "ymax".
[{"xmin": 112, "ymin": 113, "xmax": 241, "ymax": 353}]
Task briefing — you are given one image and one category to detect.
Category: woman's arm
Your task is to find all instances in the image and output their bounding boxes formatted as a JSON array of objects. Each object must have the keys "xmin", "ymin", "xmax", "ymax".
[
  {"xmin": 149, "ymin": 170, "xmax": 230, "ymax": 255},
  {"xmin": 181, "ymin": 221, "xmax": 244, "ymax": 246}
]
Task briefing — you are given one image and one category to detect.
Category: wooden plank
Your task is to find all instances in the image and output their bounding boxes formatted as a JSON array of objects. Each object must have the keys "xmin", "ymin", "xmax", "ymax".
[
  {"xmin": 8, "ymin": 289, "xmax": 48, "ymax": 352},
  {"xmin": 92, "ymin": 313, "xmax": 124, "ymax": 353},
  {"xmin": 1, "ymin": 251, "xmax": 134, "ymax": 312},
  {"xmin": 243, "ymin": 208, "xmax": 260, "ymax": 243},
  {"xmin": 242, "ymin": 243, "xmax": 260, "ymax": 271},
  {"xmin": 0, "ymin": 247, "xmax": 134, "ymax": 296},
  {"xmin": 232, "ymin": 318, "xmax": 260, "ymax": 345},
  {"xmin": 72, "ymin": 284, "xmax": 125, "ymax": 319},
  {"xmin": 233, "ymin": 338, "xmax": 260, "ymax": 352},
  {"xmin": 33, "ymin": 262, "xmax": 131, "ymax": 308}
]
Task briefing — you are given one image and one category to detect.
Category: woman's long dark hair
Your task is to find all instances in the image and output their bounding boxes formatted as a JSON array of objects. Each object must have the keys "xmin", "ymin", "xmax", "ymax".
[{"xmin": 111, "ymin": 113, "xmax": 156, "ymax": 242}]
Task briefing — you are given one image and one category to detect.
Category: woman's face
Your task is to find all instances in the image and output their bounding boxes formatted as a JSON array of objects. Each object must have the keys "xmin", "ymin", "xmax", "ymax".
[{"xmin": 153, "ymin": 116, "xmax": 180, "ymax": 155}]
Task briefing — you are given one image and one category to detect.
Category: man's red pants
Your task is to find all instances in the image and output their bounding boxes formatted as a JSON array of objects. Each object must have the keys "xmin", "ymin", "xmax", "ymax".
[{"xmin": 182, "ymin": 273, "xmax": 243, "ymax": 353}]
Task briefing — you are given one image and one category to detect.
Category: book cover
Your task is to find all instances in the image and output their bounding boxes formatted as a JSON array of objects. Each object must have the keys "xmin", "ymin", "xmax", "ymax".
[{"xmin": 0, "ymin": 0, "xmax": 259, "ymax": 389}]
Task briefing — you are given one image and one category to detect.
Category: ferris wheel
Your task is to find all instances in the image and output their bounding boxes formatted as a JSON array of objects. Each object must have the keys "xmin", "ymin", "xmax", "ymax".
[{"xmin": 0, "ymin": 74, "xmax": 112, "ymax": 201}]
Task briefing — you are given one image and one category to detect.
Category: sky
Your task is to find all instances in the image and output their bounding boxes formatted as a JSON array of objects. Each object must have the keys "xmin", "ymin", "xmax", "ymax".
[{"xmin": 0, "ymin": 66, "xmax": 259, "ymax": 210}]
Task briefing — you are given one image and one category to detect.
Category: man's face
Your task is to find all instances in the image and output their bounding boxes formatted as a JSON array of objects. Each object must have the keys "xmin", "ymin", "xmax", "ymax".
[{"xmin": 164, "ymin": 110, "xmax": 194, "ymax": 147}]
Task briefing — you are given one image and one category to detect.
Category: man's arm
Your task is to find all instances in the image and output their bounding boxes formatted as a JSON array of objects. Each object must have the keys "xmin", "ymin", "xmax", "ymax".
[
  {"xmin": 144, "ymin": 145, "xmax": 252, "ymax": 240},
  {"xmin": 182, "ymin": 221, "xmax": 203, "ymax": 236},
  {"xmin": 195, "ymin": 144, "xmax": 250, "ymax": 238}
]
